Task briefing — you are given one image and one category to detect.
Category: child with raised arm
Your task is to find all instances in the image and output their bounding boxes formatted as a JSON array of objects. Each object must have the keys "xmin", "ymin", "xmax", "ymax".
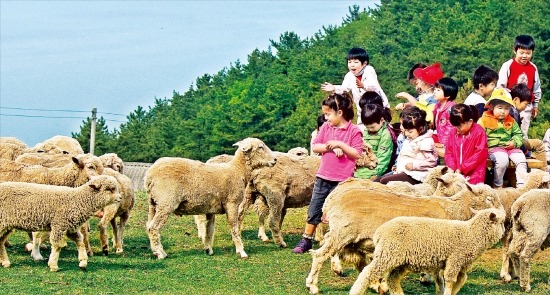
[
  {"xmin": 478, "ymin": 88, "xmax": 527, "ymax": 188},
  {"xmin": 445, "ymin": 104, "xmax": 488, "ymax": 184},
  {"xmin": 395, "ymin": 62, "xmax": 444, "ymax": 125},
  {"xmin": 432, "ymin": 77, "xmax": 458, "ymax": 147},
  {"xmin": 376, "ymin": 107, "xmax": 437, "ymax": 185},
  {"xmin": 292, "ymin": 92, "xmax": 363, "ymax": 254},
  {"xmin": 354, "ymin": 104, "xmax": 394, "ymax": 180},
  {"xmin": 321, "ymin": 47, "xmax": 389, "ymax": 128},
  {"xmin": 497, "ymin": 35, "xmax": 542, "ymax": 137},
  {"xmin": 464, "ymin": 65, "xmax": 498, "ymax": 117}
]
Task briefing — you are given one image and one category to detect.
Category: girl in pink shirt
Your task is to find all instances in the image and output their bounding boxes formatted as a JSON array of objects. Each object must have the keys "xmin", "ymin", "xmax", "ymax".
[
  {"xmin": 292, "ymin": 92, "xmax": 363, "ymax": 254},
  {"xmin": 432, "ymin": 77, "xmax": 458, "ymax": 147}
]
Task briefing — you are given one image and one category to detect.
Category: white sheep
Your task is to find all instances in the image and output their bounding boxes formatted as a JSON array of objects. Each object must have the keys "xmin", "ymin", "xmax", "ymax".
[
  {"xmin": 305, "ymin": 178, "xmax": 503, "ymax": 294},
  {"xmin": 385, "ymin": 165, "xmax": 455, "ymax": 197},
  {"xmin": 0, "ymin": 137, "xmax": 29, "ymax": 160},
  {"xmin": 0, "ymin": 175, "xmax": 121, "ymax": 271},
  {"xmin": 145, "ymin": 138, "xmax": 276, "ymax": 259},
  {"xmin": 99, "ymin": 153, "xmax": 124, "ymax": 173},
  {"xmin": 33, "ymin": 135, "xmax": 84, "ymax": 155},
  {"xmin": 287, "ymin": 147, "xmax": 309, "ymax": 157},
  {"xmin": 348, "ymin": 208, "xmax": 506, "ymax": 295},
  {"xmin": 508, "ymin": 189, "xmax": 550, "ymax": 292}
]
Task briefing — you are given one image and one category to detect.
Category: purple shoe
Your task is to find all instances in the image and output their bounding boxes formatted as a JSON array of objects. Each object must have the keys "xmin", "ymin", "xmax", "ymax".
[{"xmin": 292, "ymin": 238, "xmax": 312, "ymax": 254}]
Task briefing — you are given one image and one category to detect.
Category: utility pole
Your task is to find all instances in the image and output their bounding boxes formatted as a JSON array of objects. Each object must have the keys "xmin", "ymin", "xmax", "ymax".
[{"xmin": 90, "ymin": 108, "xmax": 97, "ymax": 155}]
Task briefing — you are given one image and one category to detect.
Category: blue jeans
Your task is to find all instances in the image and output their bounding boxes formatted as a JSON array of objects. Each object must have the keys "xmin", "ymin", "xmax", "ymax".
[{"xmin": 306, "ymin": 177, "xmax": 340, "ymax": 225}]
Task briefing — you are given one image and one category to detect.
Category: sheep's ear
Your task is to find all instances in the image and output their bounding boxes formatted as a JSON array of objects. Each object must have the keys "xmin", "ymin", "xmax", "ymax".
[
  {"xmin": 436, "ymin": 177, "xmax": 447, "ymax": 186},
  {"xmin": 470, "ymin": 207, "xmax": 478, "ymax": 215},
  {"xmin": 72, "ymin": 156, "xmax": 84, "ymax": 168},
  {"xmin": 464, "ymin": 182, "xmax": 473, "ymax": 192},
  {"xmin": 441, "ymin": 166, "xmax": 449, "ymax": 174},
  {"xmin": 89, "ymin": 182, "xmax": 100, "ymax": 191}
]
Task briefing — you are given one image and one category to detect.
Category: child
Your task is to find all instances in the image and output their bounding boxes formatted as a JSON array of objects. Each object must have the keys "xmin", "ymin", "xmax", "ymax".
[
  {"xmin": 445, "ymin": 104, "xmax": 488, "ymax": 184},
  {"xmin": 376, "ymin": 107, "xmax": 437, "ymax": 185},
  {"xmin": 432, "ymin": 77, "xmax": 458, "ymax": 147},
  {"xmin": 478, "ymin": 88, "xmax": 527, "ymax": 188},
  {"xmin": 321, "ymin": 47, "xmax": 389, "ymax": 128},
  {"xmin": 544, "ymin": 129, "xmax": 550, "ymax": 173},
  {"xmin": 354, "ymin": 104, "xmax": 394, "ymax": 180},
  {"xmin": 464, "ymin": 65, "xmax": 499, "ymax": 117},
  {"xmin": 292, "ymin": 92, "xmax": 363, "ymax": 253},
  {"xmin": 497, "ymin": 35, "xmax": 542, "ymax": 137},
  {"xmin": 395, "ymin": 62, "xmax": 444, "ymax": 125},
  {"xmin": 407, "ymin": 63, "xmax": 427, "ymax": 93},
  {"xmin": 310, "ymin": 114, "xmax": 327, "ymax": 156},
  {"xmin": 358, "ymin": 91, "xmax": 396, "ymax": 142}
]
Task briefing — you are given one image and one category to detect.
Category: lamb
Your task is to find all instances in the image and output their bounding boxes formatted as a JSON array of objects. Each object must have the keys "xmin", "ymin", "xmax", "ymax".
[
  {"xmin": 99, "ymin": 153, "xmax": 124, "ymax": 173},
  {"xmin": 348, "ymin": 208, "xmax": 506, "ymax": 295},
  {"xmin": 33, "ymin": 135, "xmax": 84, "ymax": 155},
  {"xmin": 385, "ymin": 165, "xmax": 455, "ymax": 197},
  {"xmin": 287, "ymin": 147, "xmax": 309, "ymax": 157},
  {"xmin": 305, "ymin": 177, "xmax": 503, "ymax": 294},
  {"xmin": 0, "ymin": 175, "xmax": 121, "ymax": 271},
  {"xmin": 508, "ymin": 189, "xmax": 550, "ymax": 292},
  {"xmin": 145, "ymin": 137, "xmax": 277, "ymax": 259}
]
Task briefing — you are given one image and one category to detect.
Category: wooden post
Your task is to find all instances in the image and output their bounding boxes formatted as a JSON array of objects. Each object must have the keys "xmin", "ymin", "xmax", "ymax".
[{"xmin": 90, "ymin": 108, "xmax": 97, "ymax": 155}]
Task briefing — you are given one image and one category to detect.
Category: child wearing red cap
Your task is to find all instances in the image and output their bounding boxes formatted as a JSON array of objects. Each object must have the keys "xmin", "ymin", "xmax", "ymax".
[
  {"xmin": 395, "ymin": 62, "xmax": 444, "ymax": 125},
  {"xmin": 478, "ymin": 88, "xmax": 527, "ymax": 188}
]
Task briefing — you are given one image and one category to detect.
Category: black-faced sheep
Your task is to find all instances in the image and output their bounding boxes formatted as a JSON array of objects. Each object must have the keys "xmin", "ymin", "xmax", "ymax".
[
  {"xmin": 0, "ymin": 175, "xmax": 121, "ymax": 271},
  {"xmin": 508, "ymin": 189, "xmax": 550, "ymax": 292},
  {"xmin": 348, "ymin": 208, "xmax": 506, "ymax": 295},
  {"xmin": 305, "ymin": 178, "xmax": 503, "ymax": 294},
  {"xmin": 145, "ymin": 138, "xmax": 276, "ymax": 259}
]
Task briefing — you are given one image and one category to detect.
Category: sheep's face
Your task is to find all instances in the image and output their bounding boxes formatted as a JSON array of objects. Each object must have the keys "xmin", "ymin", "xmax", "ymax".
[
  {"xmin": 234, "ymin": 138, "xmax": 276, "ymax": 169},
  {"xmin": 73, "ymin": 154, "xmax": 105, "ymax": 178},
  {"xmin": 355, "ymin": 143, "xmax": 378, "ymax": 170},
  {"xmin": 89, "ymin": 175, "xmax": 122, "ymax": 205},
  {"xmin": 433, "ymin": 172, "xmax": 468, "ymax": 197},
  {"xmin": 287, "ymin": 147, "xmax": 308, "ymax": 157},
  {"xmin": 100, "ymin": 154, "xmax": 124, "ymax": 173}
]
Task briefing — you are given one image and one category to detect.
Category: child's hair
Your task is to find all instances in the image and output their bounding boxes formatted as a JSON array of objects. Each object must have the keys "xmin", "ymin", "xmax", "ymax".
[
  {"xmin": 407, "ymin": 63, "xmax": 427, "ymax": 82},
  {"xmin": 434, "ymin": 77, "xmax": 459, "ymax": 101},
  {"xmin": 361, "ymin": 104, "xmax": 385, "ymax": 126},
  {"xmin": 401, "ymin": 106, "xmax": 428, "ymax": 135},
  {"xmin": 399, "ymin": 105, "xmax": 416, "ymax": 120},
  {"xmin": 514, "ymin": 35, "xmax": 535, "ymax": 51},
  {"xmin": 322, "ymin": 92, "xmax": 355, "ymax": 121},
  {"xmin": 473, "ymin": 65, "xmax": 498, "ymax": 89},
  {"xmin": 316, "ymin": 113, "xmax": 327, "ymax": 130},
  {"xmin": 449, "ymin": 104, "xmax": 480, "ymax": 126},
  {"xmin": 346, "ymin": 47, "xmax": 369, "ymax": 64},
  {"xmin": 359, "ymin": 91, "xmax": 392, "ymax": 124},
  {"xmin": 510, "ymin": 83, "xmax": 532, "ymax": 102}
]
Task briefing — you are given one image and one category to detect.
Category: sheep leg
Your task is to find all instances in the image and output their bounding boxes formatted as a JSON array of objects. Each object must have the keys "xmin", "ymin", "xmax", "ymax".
[
  {"xmin": 146, "ymin": 207, "xmax": 173, "ymax": 259},
  {"xmin": 0, "ymin": 229, "xmax": 13, "ymax": 268},
  {"xmin": 451, "ymin": 269, "xmax": 468, "ymax": 295},
  {"xmin": 386, "ymin": 266, "xmax": 407, "ymax": 295},
  {"xmin": 349, "ymin": 260, "xmax": 394, "ymax": 295},
  {"xmin": 109, "ymin": 218, "xmax": 119, "ymax": 253},
  {"xmin": 80, "ymin": 222, "xmax": 93, "ymax": 257},
  {"xmin": 237, "ymin": 186, "xmax": 256, "ymax": 233},
  {"xmin": 500, "ymin": 230, "xmax": 514, "ymax": 282},
  {"xmin": 443, "ymin": 264, "xmax": 462, "ymax": 295},
  {"xmin": 30, "ymin": 231, "xmax": 45, "ymax": 261},
  {"xmin": 98, "ymin": 204, "xmax": 118, "ymax": 255},
  {"xmin": 47, "ymin": 230, "xmax": 66, "ymax": 272},
  {"xmin": 267, "ymin": 198, "xmax": 286, "ymax": 248},
  {"xmin": 114, "ymin": 211, "xmax": 130, "ymax": 253},
  {"xmin": 225, "ymin": 204, "xmax": 248, "ymax": 258},
  {"xmin": 255, "ymin": 197, "xmax": 270, "ymax": 242},
  {"xmin": 519, "ymin": 242, "xmax": 540, "ymax": 292},
  {"xmin": 203, "ymin": 214, "xmax": 215, "ymax": 256},
  {"xmin": 66, "ymin": 230, "xmax": 88, "ymax": 270},
  {"xmin": 306, "ymin": 231, "xmax": 353, "ymax": 294},
  {"xmin": 194, "ymin": 215, "xmax": 207, "ymax": 241}
]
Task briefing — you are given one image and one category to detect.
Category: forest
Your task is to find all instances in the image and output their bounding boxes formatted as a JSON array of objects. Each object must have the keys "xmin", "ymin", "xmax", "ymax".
[{"xmin": 72, "ymin": 0, "xmax": 550, "ymax": 162}]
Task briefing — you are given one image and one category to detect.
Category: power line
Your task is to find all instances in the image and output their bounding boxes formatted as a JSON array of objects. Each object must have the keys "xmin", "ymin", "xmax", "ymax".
[
  {"xmin": 0, "ymin": 106, "xmax": 126, "ymax": 117},
  {"xmin": 0, "ymin": 113, "xmax": 126, "ymax": 123}
]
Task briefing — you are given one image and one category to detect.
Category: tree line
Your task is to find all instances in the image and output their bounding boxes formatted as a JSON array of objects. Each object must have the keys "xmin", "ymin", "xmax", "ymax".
[{"xmin": 73, "ymin": 0, "xmax": 550, "ymax": 162}]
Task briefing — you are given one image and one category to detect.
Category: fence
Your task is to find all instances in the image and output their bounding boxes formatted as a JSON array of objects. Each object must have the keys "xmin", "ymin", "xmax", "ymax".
[{"xmin": 123, "ymin": 162, "xmax": 152, "ymax": 191}]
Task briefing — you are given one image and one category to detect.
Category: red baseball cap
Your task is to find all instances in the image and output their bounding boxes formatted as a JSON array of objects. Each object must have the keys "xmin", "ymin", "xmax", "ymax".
[{"xmin": 413, "ymin": 62, "xmax": 444, "ymax": 85}]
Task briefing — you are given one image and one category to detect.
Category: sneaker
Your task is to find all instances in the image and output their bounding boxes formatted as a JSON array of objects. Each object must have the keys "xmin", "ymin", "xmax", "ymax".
[{"xmin": 292, "ymin": 238, "xmax": 312, "ymax": 254}]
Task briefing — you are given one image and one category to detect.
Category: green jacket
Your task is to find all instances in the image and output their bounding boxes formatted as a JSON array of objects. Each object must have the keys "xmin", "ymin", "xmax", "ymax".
[
  {"xmin": 354, "ymin": 122, "xmax": 394, "ymax": 179},
  {"xmin": 478, "ymin": 112, "xmax": 523, "ymax": 149}
]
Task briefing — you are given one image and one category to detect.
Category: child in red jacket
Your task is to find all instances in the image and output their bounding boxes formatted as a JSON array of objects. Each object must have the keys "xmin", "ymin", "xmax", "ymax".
[{"xmin": 444, "ymin": 104, "xmax": 488, "ymax": 184}]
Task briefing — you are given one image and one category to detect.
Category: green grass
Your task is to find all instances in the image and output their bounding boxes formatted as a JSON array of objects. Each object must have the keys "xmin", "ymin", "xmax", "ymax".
[{"xmin": 1, "ymin": 191, "xmax": 549, "ymax": 294}]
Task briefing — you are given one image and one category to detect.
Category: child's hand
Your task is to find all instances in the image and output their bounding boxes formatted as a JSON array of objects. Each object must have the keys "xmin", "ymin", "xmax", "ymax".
[
  {"xmin": 395, "ymin": 103, "xmax": 405, "ymax": 110},
  {"xmin": 505, "ymin": 141, "xmax": 515, "ymax": 149},
  {"xmin": 333, "ymin": 147, "xmax": 343, "ymax": 157},
  {"xmin": 395, "ymin": 92, "xmax": 411, "ymax": 100},
  {"xmin": 405, "ymin": 163, "xmax": 413, "ymax": 170},
  {"xmin": 321, "ymin": 82, "xmax": 335, "ymax": 92},
  {"xmin": 355, "ymin": 78, "xmax": 364, "ymax": 89},
  {"xmin": 325, "ymin": 140, "xmax": 339, "ymax": 150}
]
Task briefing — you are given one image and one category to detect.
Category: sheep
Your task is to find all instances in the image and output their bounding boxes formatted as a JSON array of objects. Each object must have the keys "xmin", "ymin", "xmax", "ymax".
[
  {"xmin": 494, "ymin": 169, "xmax": 549, "ymax": 283},
  {"xmin": 145, "ymin": 137, "xmax": 277, "ymax": 259},
  {"xmin": 0, "ymin": 175, "xmax": 121, "ymax": 271},
  {"xmin": 33, "ymin": 135, "xmax": 84, "ymax": 155},
  {"xmin": 305, "ymin": 177, "xmax": 503, "ymax": 295},
  {"xmin": 15, "ymin": 152, "xmax": 74, "ymax": 167},
  {"xmin": 385, "ymin": 165, "xmax": 455, "ymax": 197},
  {"xmin": 287, "ymin": 147, "xmax": 309, "ymax": 157},
  {"xmin": 508, "ymin": 189, "xmax": 550, "ymax": 292},
  {"xmin": 99, "ymin": 153, "xmax": 124, "ymax": 173},
  {"xmin": 348, "ymin": 207, "xmax": 506, "ymax": 295}
]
